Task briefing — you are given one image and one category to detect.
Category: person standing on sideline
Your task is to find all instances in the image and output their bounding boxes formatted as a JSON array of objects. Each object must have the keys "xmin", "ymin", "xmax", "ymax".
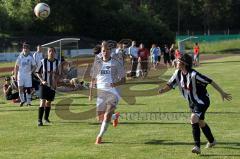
[
  {"xmin": 163, "ymin": 44, "xmax": 171, "ymax": 67},
  {"xmin": 33, "ymin": 45, "xmax": 44, "ymax": 70},
  {"xmin": 150, "ymin": 44, "xmax": 159, "ymax": 69},
  {"xmin": 157, "ymin": 45, "xmax": 162, "ymax": 63},
  {"xmin": 36, "ymin": 47, "xmax": 59, "ymax": 126},
  {"xmin": 193, "ymin": 43, "xmax": 200, "ymax": 66},
  {"xmin": 138, "ymin": 43, "xmax": 150, "ymax": 77},
  {"xmin": 14, "ymin": 43, "xmax": 36, "ymax": 106},
  {"xmin": 158, "ymin": 54, "xmax": 232, "ymax": 154},
  {"xmin": 128, "ymin": 41, "xmax": 139, "ymax": 77},
  {"xmin": 89, "ymin": 44, "xmax": 125, "ymax": 144},
  {"xmin": 170, "ymin": 44, "xmax": 175, "ymax": 66},
  {"xmin": 114, "ymin": 43, "xmax": 127, "ymax": 66},
  {"xmin": 33, "ymin": 45, "xmax": 44, "ymax": 97}
]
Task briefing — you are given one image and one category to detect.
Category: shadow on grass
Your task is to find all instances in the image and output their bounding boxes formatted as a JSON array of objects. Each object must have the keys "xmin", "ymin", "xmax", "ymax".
[
  {"xmin": 88, "ymin": 122, "xmax": 187, "ymax": 125},
  {"xmin": 201, "ymin": 154, "xmax": 240, "ymax": 157},
  {"xmin": 145, "ymin": 140, "xmax": 240, "ymax": 149},
  {"xmin": 201, "ymin": 60, "xmax": 240, "ymax": 65},
  {"xmin": 218, "ymin": 48, "xmax": 240, "ymax": 54}
]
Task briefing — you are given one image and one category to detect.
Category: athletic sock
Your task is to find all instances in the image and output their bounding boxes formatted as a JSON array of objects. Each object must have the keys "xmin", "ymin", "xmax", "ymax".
[
  {"xmin": 26, "ymin": 93, "xmax": 31, "ymax": 104},
  {"xmin": 44, "ymin": 107, "xmax": 51, "ymax": 120},
  {"xmin": 38, "ymin": 107, "xmax": 44, "ymax": 122},
  {"xmin": 192, "ymin": 123, "xmax": 201, "ymax": 147},
  {"xmin": 201, "ymin": 124, "xmax": 214, "ymax": 143},
  {"xmin": 97, "ymin": 121, "xmax": 109, "ymax": 138},
  {"xmin": 19, "ymin": 93, "xmax": 25, "ymax": 103}
]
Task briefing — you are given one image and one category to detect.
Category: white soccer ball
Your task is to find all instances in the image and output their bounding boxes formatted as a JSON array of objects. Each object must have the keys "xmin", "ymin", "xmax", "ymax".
[{"xmin": 34, "ymin": 3, "xmax": 50, "ymax": 19}]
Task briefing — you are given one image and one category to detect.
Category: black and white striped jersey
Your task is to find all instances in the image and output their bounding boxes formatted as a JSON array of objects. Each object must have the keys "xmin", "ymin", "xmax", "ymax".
[
  {"xmin": 167, "ymin": 69, "xmax": 212, "ymax": 106},
  {"xmin": 36, "ymin": 58, "xmax": 59, "ymax": 89}
]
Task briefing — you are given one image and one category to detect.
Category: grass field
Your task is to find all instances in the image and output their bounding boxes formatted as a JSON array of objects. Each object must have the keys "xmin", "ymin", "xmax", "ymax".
[
  {"xmin": 0, "ymin": 55, "xmax": 240, "ymax": 159},
  {"xmin": 184, "ymin": 39, "xmax": 240, "ymax": 54}
]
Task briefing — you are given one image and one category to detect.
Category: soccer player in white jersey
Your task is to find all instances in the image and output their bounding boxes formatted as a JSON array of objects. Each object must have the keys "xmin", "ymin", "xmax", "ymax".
[
  {"xmin": 89, "ymin": 44, "xmax": 125, "ymax": 144},
  {"xmin": 14, "ymin": 43, "xmax": 36, "ymax": 106}
]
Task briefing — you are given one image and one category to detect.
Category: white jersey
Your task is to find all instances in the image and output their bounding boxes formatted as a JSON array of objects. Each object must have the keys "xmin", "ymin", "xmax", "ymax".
[
  {"xmin": 91, "ymin": 57, "xmax": 125, "ymax": 99},
  {"xmin": 16, "ymin": 53, "xmax": 36, "ymax": 77},
  {"xmin": 33, "ymin": 51, "xmax": 44, "ymax": 70}
]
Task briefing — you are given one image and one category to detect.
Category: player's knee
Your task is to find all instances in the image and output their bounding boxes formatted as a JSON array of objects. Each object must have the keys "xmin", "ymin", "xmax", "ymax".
[
  {"xmin": 190, "ymin": 113, "xmax": 199, "ymax": 124},
  {"xmin": 104, "ymin": 112, "xmax": 112, "ymax": 122},
  {"xmin": 198, "ymin": 120, "xmax": 206, "ymax": 128}
]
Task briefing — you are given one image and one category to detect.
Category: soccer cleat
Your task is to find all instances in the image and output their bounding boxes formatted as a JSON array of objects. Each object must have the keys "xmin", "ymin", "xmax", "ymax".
[
  {"xmin": 38, "ymin": 121, "xmax": 43, "ymax": 127},
  {"xmin": 44, "ymin": 119, "xmax": 51, "ymax": 123},
  {"xmin": 192, "ymin": 146, "xmax": 201, "ymax": 154},
  {"xmin": 205, "ymin": 140, "xmax": 216, "ymax": 148},
  {"xmin": 95, "ymin": 137, "xmax": 102, "ymax": 144},
  {"xmin": 20, "ymin": 102, "xmax": 25, "ymax": 107},
  {"xmin": 113, "ymin": 112, "xmax": 120, "ymax": 128},
  {"xmin": 27, "ymin": 104, "xmax": 32, "ymax": 106}
]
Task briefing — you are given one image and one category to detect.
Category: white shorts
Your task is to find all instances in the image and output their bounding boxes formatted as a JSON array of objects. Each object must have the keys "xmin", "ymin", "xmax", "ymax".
[
  {"xmin": 18, "ymin": 75, "xmax": 32, "ymax": 87},
  {"xmin": 96, "ymin": 88, "xmax": 120, "ymax": 112}
]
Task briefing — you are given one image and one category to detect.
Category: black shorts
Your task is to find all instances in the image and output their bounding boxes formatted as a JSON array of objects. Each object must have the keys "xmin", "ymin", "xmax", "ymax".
[
  {"xmin": 39, "ymin": 85, "xmax": 56, "ymax": 101},
  {"xmin": 164, "ymin": 54, "xmax": 170, "ymax": 64},
  {"xmin": 189, "ymin": 98, "xmax": 210, "ymax": 120}
]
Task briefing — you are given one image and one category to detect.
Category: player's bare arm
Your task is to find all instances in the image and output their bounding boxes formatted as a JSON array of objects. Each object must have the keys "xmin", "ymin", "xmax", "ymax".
[
  {"xmin": 211, "ymin": 81, "xmax": 232, "ymax": 101},
  {"xmin": 14, "ymin": 64, "xmax": 19, "ymax": 80},
  {"xmin": 36, "ymin": 72, "xmax": 47, "ymax": 86},
  {"xmin": 158, "ymin": 84, "xmax": 172, "ymax": 94}
]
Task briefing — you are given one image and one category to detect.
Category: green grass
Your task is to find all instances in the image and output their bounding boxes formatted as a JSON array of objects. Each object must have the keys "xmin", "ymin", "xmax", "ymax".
[
  {"xmin": 184, "ymin": 39, "xmax": 240, "ymax": 54},
  {"xmin": 0, "ymin": 56, "xmax": 240, "ymax": 159},
  {"xmin": 0, "ymin": 61, "xmax": 15, "ymax": 68}
]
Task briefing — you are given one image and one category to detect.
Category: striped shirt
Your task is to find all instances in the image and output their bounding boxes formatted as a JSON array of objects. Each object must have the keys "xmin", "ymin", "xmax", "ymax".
[
  {"xmin": 36, "ymin": 58, "xmax": 59, "ymax": 89},
  {"xmin": 167, "ymin": 69, "xmax": 212, "ymax": 106}
]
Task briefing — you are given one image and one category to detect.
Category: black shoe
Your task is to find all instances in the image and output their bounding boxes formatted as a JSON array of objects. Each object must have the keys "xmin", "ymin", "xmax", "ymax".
[
  {"xmin": 27, "ymin": 104, "xmax": 32, "ymax": 106},
  {"xmin": 20, "ymin": 102, "xmax": 25, "ymax": 107},
  {"xmin": 38, "ymin": 121, "xmax": 43, "ymax": 126},
  {"xmin": 44, "ymin": 119, "xmax": 51, "ymax": 123}
]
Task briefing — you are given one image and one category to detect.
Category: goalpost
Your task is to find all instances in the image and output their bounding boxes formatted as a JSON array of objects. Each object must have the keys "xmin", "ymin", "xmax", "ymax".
[{"xmin": 178, "ymin": 36, "xmax": 198, "ymax": 54}]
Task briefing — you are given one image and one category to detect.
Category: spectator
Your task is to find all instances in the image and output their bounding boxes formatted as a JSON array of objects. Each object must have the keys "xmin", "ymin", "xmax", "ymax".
[
  {"xmin": 128, "ymin": 41, "xmax": 139, "ymax": 77},
  {"xmin": 138, "ymin": 43, "xmax": 150, "ymax": 77},
  {"xmin": 3, "ymin": 76, "xmax": 19, "ymax": 102}
]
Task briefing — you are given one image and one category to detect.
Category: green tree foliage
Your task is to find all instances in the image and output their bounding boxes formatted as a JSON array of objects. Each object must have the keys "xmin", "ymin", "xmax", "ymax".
[
  {"xmin": 0, "ymin": 0, "xmax": 239, "ymax": 44},
  {"xmin": 0, "ymin": 0, "xmax": 35, "ymax": 31}
]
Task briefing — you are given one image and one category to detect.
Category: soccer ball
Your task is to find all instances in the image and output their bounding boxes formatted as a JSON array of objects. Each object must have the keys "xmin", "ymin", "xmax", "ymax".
[{"xmin": 34, "ymin": 3, "xmax": 50, "ymax": 19}]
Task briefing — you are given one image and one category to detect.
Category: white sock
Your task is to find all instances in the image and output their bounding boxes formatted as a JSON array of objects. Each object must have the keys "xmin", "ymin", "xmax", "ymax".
[
  {"xmin": 98, "ymin": 121, "xmax": 109, "ymax": 138},
  {"xmin": 111, "ymin": 114, "xmax": 116, "ymax": 120},
  {"xmin": 26, "ymin": 93, "xmax": 31, "ymax": 104},
  {"xmin": 19, "ymin": 93, "xmax": 25, "ymax": 103}
]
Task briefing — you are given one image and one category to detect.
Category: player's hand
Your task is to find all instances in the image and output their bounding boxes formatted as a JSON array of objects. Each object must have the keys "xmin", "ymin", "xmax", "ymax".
[
  {"xmin": 138, "ymin": 57, "xmax": 141, "ymax": 63},
  {"xmin": 41, "ymin": 80, "xmax": 48, "ymax": 85},
  {"xmin": 221, "ymin": 92, "xmax": 232, "ymax": 101}
]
